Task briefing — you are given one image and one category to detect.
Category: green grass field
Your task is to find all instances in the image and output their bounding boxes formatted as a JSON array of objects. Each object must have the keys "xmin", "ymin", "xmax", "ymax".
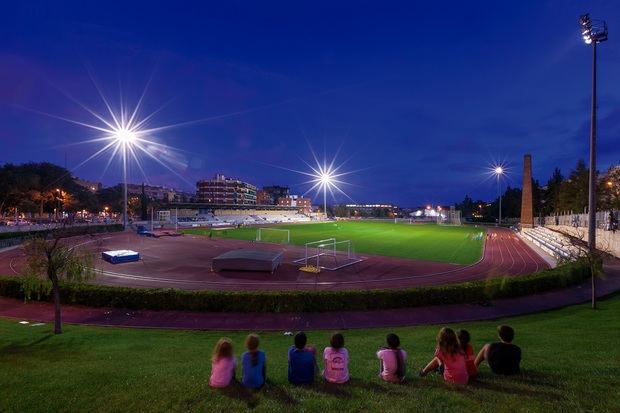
[
  {"xmin": 182, "ymin": 221, "xmax": 485, "ymax": 265},
  {"xmin": 1, "ymin": 295, "xmax": 619, "ymax": 413}
]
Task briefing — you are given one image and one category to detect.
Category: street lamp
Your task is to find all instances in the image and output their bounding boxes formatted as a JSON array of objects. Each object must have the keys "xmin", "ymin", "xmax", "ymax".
[
  {"xmin": 579, "ymin": 13, "xmax": 608, "ymax": 309},
  {"xmin": 55, "ymin": 188, "xmax": 62, "ymax": 221},
  {"xmin": 493, "ymin": 166, "xmax": 504, "ymax": 226}
]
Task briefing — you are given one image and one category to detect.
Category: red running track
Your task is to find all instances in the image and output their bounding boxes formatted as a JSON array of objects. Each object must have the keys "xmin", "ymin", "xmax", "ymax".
[{"xmin": 0, "ymin": 227, "xmax": 548, "ymax": 291}]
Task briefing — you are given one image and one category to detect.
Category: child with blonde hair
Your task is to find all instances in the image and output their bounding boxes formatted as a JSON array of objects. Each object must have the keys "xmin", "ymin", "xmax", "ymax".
[
  {"xmin": 209, "ymin": 338, "xmax": 236, "ymax": 388},
  {"xmin": 420, "ymin": 327, "xmax": 468, "ymax": 385}
]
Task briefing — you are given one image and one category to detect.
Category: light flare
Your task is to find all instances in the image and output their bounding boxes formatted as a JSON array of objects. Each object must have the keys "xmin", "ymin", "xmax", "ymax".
[{"xmin": 263, "ymin": 143, "xmax": 368, "ymax": 217}]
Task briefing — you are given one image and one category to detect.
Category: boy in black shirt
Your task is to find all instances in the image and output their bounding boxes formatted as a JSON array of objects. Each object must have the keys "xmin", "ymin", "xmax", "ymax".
[{"xmin": 475, "ymin": 325, "xmax": 521, "ymax": 375}]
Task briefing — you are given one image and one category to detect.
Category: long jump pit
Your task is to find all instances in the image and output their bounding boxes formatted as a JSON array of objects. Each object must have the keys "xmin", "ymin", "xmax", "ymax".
[
  {"xmin": 1, "ymin": 228, "xmax": 549, "ymax": 292},
  {"xmin": 211, "ymin": 249, "xmax": 283, "ymax": 274}
]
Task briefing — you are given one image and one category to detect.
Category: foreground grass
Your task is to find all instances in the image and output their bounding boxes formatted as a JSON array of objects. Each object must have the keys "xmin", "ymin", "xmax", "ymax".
[
  {"xmin": 183, "ymin": 221, "xmax": 485, "ymax": 264},
  {"xmin": 1, "ymin": 295, "xmax": 619, "ymax": 413}
]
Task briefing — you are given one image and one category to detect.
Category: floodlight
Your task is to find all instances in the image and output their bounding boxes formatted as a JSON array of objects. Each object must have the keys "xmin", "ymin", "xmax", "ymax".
[
  {"xmin": 266, "ymin": 144, "xmax": 360, "ymax": 219},
  {"xmin": 494, "ymin": 166, "xmax": 504, "ymax": 175},
  {"xmin": 114, "ymin": 128, "xmax": 137, "ymax": 144},
  {"xmin": 578, "ymin": 13, "xmax": 608, "ymax": 44}
]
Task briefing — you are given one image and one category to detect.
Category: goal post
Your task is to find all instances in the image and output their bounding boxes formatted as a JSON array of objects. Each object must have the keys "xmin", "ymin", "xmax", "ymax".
[
  {"xmin": 293, "ymin": 238, "xmax": 364, "ymax": 271},
  {"xmin": 256, "ymin": 227, "xmax": 290, "ymax": 244},
  {"xmin": 394, "ymin": 217, "xmax": 412, "ymax": 224},
  {"xmin": 437, "ymin": 206, "xmax": 462, "ymax": 226}
]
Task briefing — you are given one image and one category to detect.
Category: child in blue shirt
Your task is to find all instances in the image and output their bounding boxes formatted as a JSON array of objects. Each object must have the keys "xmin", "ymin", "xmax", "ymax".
[
  {"xmin": 241, "ymin": 334, "xmax": 266, "ymax": 389},
  {"xmin": 288, "ymin": 332, "xmax": 317, "ymax": 385}
]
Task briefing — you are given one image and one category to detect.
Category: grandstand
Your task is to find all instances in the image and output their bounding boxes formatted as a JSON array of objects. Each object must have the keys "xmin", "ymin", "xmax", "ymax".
[
  {"xmin": 520, "ymin": 226, "xmax": 581, "ymax": 261},
  {"xmin": 158, "ymin": 205, "xmax": 314, "ymax": 228},
  {"xmin": 214, "ymin": 209, "xmax": 311, "ymax": 225}
]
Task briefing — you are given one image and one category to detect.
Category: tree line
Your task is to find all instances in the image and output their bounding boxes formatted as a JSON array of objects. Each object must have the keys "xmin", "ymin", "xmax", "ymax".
[
  {"xmin": 456, "ymin": 160, "xmax": 620, "ymax": 221},
  {"xmin": 0, "ymin": 162, "xmax": 152, "ymax": 219}
]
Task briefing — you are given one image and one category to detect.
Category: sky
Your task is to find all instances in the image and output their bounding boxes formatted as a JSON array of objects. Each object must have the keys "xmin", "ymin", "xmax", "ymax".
[{"xmin": 1, "ymin": 1, "xmax": 619, "ymax": 207}]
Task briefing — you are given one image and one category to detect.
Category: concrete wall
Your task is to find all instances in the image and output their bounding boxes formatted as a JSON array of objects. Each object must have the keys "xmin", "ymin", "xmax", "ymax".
[{"xmin": 546, "ymin": 225, "xmax": 620, "ymax": 258}]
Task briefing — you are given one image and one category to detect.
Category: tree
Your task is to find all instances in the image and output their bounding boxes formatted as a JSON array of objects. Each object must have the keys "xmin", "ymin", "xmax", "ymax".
[
  {"xmin": 599, "ymin": 165, "xmax": 620, "ymax": 211},
  {"xmin": 554, "ymin": 226, "xmax": 608, "ymax": 309},
  {"xmin": 21, "ymin": 229, "xmax": 96, "ymax": 334},
  {"xmin": 558, "ymin": 160, "xmax": 589, "ymax": 213},
  {"xmin": 0, "ymin": 162, "xmax": 96, "ymax": 217},
  {"xmin": 332, "ymin": 204, "xmax": 349, "ymax": 218},
  {"xmin": 543, "ymin": 168, "xmax": 564, "ymax": 215},
  {"xmin": 455, "ymin": 195, "xmax": 475, "ymax": 217},
  {"xmin": 97, "ymin": 185, "xmax": 124, "ymax": 213},
  {"xmin": 31, "ymin": 190, "xmax": 57, "ymax": 217}
]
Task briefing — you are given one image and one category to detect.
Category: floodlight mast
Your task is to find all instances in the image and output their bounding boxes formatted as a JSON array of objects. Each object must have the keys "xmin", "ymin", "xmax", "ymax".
[
  {"xmin": 114, "ymin": 128, "xmax": 137, "ymax": 230},
  {"xmin": 494, "ymin": 167, "xmax": 504, "ymax": 226},
  {"xmin": 579, "ymin": 13, "xmax": 608, "ymax": 309},
  {"xmin": 321, "ymin": 172, "xmax": 332, "ymax": 219},
  {"xmin": 324, "ymin": 188, "xmax": 327, "ymax": 219},
  {"xmin": 123, "ymin": 143, "xmax": 128, "ymax": 230}
]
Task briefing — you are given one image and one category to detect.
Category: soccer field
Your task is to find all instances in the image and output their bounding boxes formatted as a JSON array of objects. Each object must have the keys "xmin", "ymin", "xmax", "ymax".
[{"xmin": 183, "ymin": 221, "xmax": 485, "ymax": 265}]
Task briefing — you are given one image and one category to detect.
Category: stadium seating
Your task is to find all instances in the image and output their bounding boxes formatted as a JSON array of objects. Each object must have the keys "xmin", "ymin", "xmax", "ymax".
[
  {"xmin": 521, "ymin": 227, "xmax": 582, "ymax": 260},
  {"xmin": 176, "ymin": 209, "xmax": 311, "ymax": 227}
]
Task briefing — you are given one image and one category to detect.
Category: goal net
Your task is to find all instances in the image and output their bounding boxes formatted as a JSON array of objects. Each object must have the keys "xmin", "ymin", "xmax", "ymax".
[
  {"xmin": 437, "ymin": 206, "xmax": 462, "ymax": 226},
  {"xmin": 157, "ymin": 210, "xmax": 171, "ymax": 222},
  {"xmin": 394, "ymin": 217, "xmax": 412, "ymax": 224},
  {"xmin": 293, "ymin": 238, "xmax": 364, "ymax": 271},
  {"xmin": 256, "ymin": 228, "xmax": 290, "ymax": 244}
]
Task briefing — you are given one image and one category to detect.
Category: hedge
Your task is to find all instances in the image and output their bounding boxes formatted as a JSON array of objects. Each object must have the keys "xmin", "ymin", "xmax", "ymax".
[
  {"xmin": 0, "ymin": 260, "xmax": 593, "ymax": 313},
  {"xmin": 0, "ymin": 224, "xmax": 123, "ymax": 241}
]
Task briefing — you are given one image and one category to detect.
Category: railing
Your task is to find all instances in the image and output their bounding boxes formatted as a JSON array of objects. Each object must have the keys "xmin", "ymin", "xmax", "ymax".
[
  {"xmin": 0, "ymin": 223, "xmax": 123, "ymax": 249},
  {"xmin": 538, "ymin": 209, "xmax": 619, "ymax": 230},
  {"xmin": 0, "ymin": 220, "xmax": 121, "ymax": 234},
  {"xmin": 0, "ymin": 237, "xmax": 25, "ymax": 249}
]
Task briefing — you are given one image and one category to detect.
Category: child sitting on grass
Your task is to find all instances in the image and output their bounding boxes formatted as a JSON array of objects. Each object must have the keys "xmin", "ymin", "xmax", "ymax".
[
  {"xmin": 420, "ymin": 327, "xmax": 468, "ymax": 385},
  {"xmin": 209, "ymin": 338, "xmax": 236, "ymax": 388},
  {"xmin": 241, "ymin": 334, "xmax": 266, "ymax": 389},
  {"xmin": 475, "ymin": 325, "xmax": 521, "ymax": 375},
  {"xmin": 377, "ymin": 333, "xmax": 407, "ymax": 383},
  {"xmin": 457, "ymin": 329, "xmax": 477, "ymax": 378},
  {"xmin": 323, "ymin": 332, "xmax": 349, "ymax": 384},
  {"xmin": 288, "ymin": 332, "xmax": 318, "ymax": 385}
]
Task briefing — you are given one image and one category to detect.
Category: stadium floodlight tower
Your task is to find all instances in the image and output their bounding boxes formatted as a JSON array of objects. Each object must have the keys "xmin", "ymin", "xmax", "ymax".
[
  {"xmin": 493, "ymin": 165, "xmax": 504, "ymax": 226},
  {"xmin": 113, "ymin": 128, "xmax": 137, "ymax": 230},
  {"xmin": 579, "ymin": 13, "xmax": 608, "ymax": 309},
  {"xmin": 320, "ymin": 172, "xmax": 333, "ymax": 218}
]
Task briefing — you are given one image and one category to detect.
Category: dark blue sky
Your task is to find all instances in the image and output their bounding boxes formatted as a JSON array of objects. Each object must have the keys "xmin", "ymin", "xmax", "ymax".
[{"xmin": 1, "ymin": 1, "xmax": 619, "ymax": 206}]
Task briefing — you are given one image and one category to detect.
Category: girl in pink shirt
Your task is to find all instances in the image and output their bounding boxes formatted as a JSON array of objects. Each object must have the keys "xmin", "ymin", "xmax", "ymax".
[
  {"xmin": 420, "ymin": 327, "xmax": 468, "ymax": 385},
  {"xmin": 209, "ymin": 338, "xmax": 236, "ymax": 388},
  {"xmin": 377, "ymin": 333, "xmax": 407, "ymax": 383},
  {"xmin": 323, "ymin": 333, "xmax": 349, "ymax": 384}
]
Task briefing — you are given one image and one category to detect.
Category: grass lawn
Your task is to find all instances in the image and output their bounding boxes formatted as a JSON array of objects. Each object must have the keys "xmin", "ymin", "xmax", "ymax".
[
  {"xmin": 182, "ymin": 221, "xmax": 485, "ymax": 264},
  {"xmin": 1, "ymin": 296, "xmax": 619, "ymax": 413}
]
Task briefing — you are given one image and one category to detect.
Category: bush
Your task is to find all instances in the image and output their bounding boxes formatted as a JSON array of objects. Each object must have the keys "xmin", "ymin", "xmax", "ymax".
[{"xmin": 0, "ymin": 260, "xmax": 592, "ymax": 313}]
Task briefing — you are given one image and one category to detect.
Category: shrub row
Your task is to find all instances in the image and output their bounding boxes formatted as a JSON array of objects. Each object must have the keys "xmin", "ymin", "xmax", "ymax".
[
  {"xmin": 0, "ymin": 261, "xmax": 591, "ymax": 313},
  {"xmin": 0, "ymin": 224, "xmax": 123, "ymax": 241}
]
